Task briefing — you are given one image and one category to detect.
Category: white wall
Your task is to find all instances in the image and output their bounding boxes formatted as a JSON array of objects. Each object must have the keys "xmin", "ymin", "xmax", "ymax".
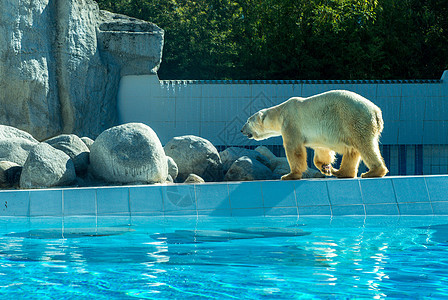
[{"xmin": 117, "ymin": 73, "xmax": 448, "ymax": 175}]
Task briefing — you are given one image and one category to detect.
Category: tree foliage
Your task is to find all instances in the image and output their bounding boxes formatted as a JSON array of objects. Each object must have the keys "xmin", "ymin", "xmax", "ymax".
[{"xmin": 95, "ymin": 0, "xmax": 448, "ymax": 80}]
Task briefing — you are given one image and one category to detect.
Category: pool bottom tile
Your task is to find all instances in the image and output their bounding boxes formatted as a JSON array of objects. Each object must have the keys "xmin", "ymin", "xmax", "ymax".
[
  {"xmin": 228, "ymin": 182, "xmax": 263, "ymax": 209},
  {"xmin": 162, "ymin": 185, "xmax": 196, "ymax": 211},
  {"xmin": 164, "ymin": 209, "xmax": 198, "ymax": 216},
  {"xmin": 196, "ymin": 183, "xmax": 230, "ymax": 210},
  {"xmin": 197, "ymin": 209, "xmax": 232, "ymax": 217},
  {"xmin": 96, "ymin": 187, "xmax": 130, "ymax": 216},
  {"xmin": 331, "ymin": 204, "xmax": 365, "ymax": 216},
  {"xmin": 264, "ymin": 207, "xmax": 298, "ymax": 216},
  {"xmin": 130, "ymin": 186, "xmax": 164, "ymax": 214},
  {"xmin": 231, "ymin": 208, "xmax": 264, "ymax": 217},
  {"xmin": 398, "ymin": 202, "xmax": 433, "ymax": 215},
  {"xmin": 130, "ymin": 211, "xmax": 165, "ymax": 217},
  {"xmin": 64, "ymin": 188, "xmax": 96, "ymax": 216},
  {"xmin": 431, "ymin": 201, "xmax": 448, "ymax": 215},
  {"xmin": 30, "ymin": 190, "xmax": 63, "ymax": 217},
  {"xmin": 262, "ymin": 181, "xmax": 296, "ymax": 208},
  {"xmin": 298, "ymin": 205, "xmax": 332, "ymax": 216},
  {"xmin": 0, "ymin": 190, "xmax": 30, "ymax": 217},
  {"xmin": 364, "ymin": 203, "xmax": 399, "ymax": 215}
]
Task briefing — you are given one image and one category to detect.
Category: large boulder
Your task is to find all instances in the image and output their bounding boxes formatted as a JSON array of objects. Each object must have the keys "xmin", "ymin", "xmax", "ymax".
[
  {"xmin": 220, "ymin": 147, "xmax": 271, "ymax": 173},
  {"xmin": 0, "ymin": 138, "xmax": 38, "ymax": 166},
  {"xmin": 164, "ymin": 135, "xmax": 223, "ymax": 182},
  {"xmin": 0, "ymin": 125, "xmax": 38, "ymax": 143},
  {"xmin": 224, "ymin": 156, "xmax": 274, "ymax": 181},
  {"xmin": 0, "ymin": 125, "xmax": 39, "ymax": 166},
  {"xmin": 20, "ymin": 143, "xmax": 76, "ymax": 189},
  {"xmin": 44, "ymin": 134, "xmax": 90, "ymax": 175},
  {"xmin": 0, "ymin": 0, "xmax": 164, "ymax": 140},
  {"xmin": 90, "ymin": 123, "xmax": 168, "ymax": 184}
]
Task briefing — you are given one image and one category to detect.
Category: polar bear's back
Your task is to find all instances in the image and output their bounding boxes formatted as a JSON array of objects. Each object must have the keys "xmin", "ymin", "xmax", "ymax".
[
  {"xmin": 283, "ymin": 90, "xmax": 383, "ymax": 149},
  {"xmin": 303, "ymin": 90, "xmax": 379, "ymax": 113},
  {"xmin": 295, "ymin": 90, "xmax": 381, "ymax": 125}
]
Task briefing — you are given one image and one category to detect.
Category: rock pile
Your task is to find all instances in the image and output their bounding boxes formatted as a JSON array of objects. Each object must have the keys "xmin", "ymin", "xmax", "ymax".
[{"xmin": 0, "ymin": 123, "xmax": 323, "ymax": 189}]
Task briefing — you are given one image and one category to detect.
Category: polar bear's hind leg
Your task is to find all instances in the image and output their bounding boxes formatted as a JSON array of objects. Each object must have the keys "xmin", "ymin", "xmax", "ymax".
[
  {"xmin": 332, "ymin": 148, "xmax": 361, "ymax": 178},
  {"xmin": 358, "ymin": 138, "xmax": 388, "ymax": 178}
]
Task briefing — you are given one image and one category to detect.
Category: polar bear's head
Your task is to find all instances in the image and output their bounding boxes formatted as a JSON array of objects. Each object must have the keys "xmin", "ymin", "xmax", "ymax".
[{"xmin": 241, "ymin": 108, "xmax": 281, "ymax": 141}]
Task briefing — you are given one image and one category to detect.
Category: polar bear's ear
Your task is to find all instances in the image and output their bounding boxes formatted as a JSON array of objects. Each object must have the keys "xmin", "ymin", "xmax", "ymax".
[{"xmin": 259, "ymin": 111, "xmax": 267, "ymax": 123}]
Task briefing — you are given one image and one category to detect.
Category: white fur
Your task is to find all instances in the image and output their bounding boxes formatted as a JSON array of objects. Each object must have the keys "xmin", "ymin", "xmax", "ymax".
[{"xmin": 241, "ymin": 90, "xmax": 388, "ymax": 179}]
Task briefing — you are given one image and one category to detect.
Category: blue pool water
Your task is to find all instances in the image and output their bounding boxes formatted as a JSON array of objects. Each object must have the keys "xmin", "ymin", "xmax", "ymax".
[{"xmin": 1, "ymin": 216, "xmax": 448, "ymax": 299}]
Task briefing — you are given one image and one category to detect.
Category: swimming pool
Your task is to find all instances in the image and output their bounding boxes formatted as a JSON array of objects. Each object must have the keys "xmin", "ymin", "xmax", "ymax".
[{"xmin": 1, "ymin": 215, "xmax": 447, "ymax": 299}]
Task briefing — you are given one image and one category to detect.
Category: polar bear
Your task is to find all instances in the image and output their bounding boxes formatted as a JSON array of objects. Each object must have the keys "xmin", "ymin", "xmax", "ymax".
[{"xmin": 241, "ymin": 90, "xmax": 388, "ymax": 180}]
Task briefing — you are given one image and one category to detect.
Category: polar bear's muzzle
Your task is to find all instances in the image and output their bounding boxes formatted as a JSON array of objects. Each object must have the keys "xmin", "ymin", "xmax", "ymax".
[
  {"xmin": 241, "ymin": 124, "xmax": 254, "ymax": 139},
  {"xmin": 241, "ymin": 129, "xmax": 253, "ymax": 139}
]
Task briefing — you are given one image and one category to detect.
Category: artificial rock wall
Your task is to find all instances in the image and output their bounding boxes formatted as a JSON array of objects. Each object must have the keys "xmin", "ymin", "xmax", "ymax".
[{"xmin": 0, "ymin": 0, "xmax": 164, "ymax": 140}]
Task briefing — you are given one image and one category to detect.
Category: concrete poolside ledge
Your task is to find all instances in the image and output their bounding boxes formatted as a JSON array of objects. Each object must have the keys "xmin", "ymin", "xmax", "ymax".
[{"xmin": 0, "ymin": 175, "xmax": 447, "ymax": 218}]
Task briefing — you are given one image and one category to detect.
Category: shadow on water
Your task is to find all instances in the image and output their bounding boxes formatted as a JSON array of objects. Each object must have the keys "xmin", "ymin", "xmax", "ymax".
[
  {"xmin": 0, "ymin": 225, "xmax": 330, "ymax": 267},
  {"xmin": 150, "ymin": 226, "xmax": 310, "ymax": 244},
  {"xmin": 5, "ymin": 227, "xmax": 133, "ymax": 239}
]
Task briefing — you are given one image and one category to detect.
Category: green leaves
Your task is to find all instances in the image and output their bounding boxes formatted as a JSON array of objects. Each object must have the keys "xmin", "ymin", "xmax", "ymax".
[{"xmin": 94, "ymin": 0, "xmax": 448, "ymax": 80}]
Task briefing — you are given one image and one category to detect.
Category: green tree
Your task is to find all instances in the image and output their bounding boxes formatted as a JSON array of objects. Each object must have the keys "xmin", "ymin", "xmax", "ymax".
[{"xmin": 94, "ymin": 0, "xmax": 448, "ymax": 80}]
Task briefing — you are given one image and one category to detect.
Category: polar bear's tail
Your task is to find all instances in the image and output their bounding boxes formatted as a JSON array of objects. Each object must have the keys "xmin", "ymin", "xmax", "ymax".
[{"xmin": 375, "ymin": 109, "xmax": 384, "ymax": 135}]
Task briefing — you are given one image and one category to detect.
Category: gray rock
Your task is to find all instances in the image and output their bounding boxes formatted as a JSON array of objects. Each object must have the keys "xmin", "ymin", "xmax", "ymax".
[
  {"xmin": 0, "ymin": 0, "xmax": 164, "ymax": 140},
  {"xmin": 224, "ymin": 156, "xmax": 274, "ymax": 181},
  {"xmin": 81, "ymin": 137, "xmax": 94, "ymax": 150},
  {"xmin": 20, "ymin": 143, "xmax": 76, "ymax": 189},
  {"xmin": 164, "ymin": 135, "xmax": 223, "ymax": 182},
  {"xmin": 0, "ymin": 138, "xmax": 38, "ymax": 165},
  {"xmin": 166, "ymin": 156, "xmax": 178, "ymax": 181},
  {"xmin": 44, "ymin": 134, "xmax": 90, "ymax": 175},
  {"xmin": 0, "ymin": 161, "xmax": 22, "ymax": 188},
  {"xmin": 254, "ymin": 146, "xmax": 277, "ymax": 166},
  {"xmin": 0, "ymin": 125, "xmax": 38, "ymax": 143},
  {"xmin": 220, "ymin": 147, "xmax": 271, "ymax": 173},
  {"xmin": 90, "ymin": 123, "xmax": 168, "ymax": 184},
  {"xmin": 184, "ymin": 174, "xmax": 205, "ymax": 184}
]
